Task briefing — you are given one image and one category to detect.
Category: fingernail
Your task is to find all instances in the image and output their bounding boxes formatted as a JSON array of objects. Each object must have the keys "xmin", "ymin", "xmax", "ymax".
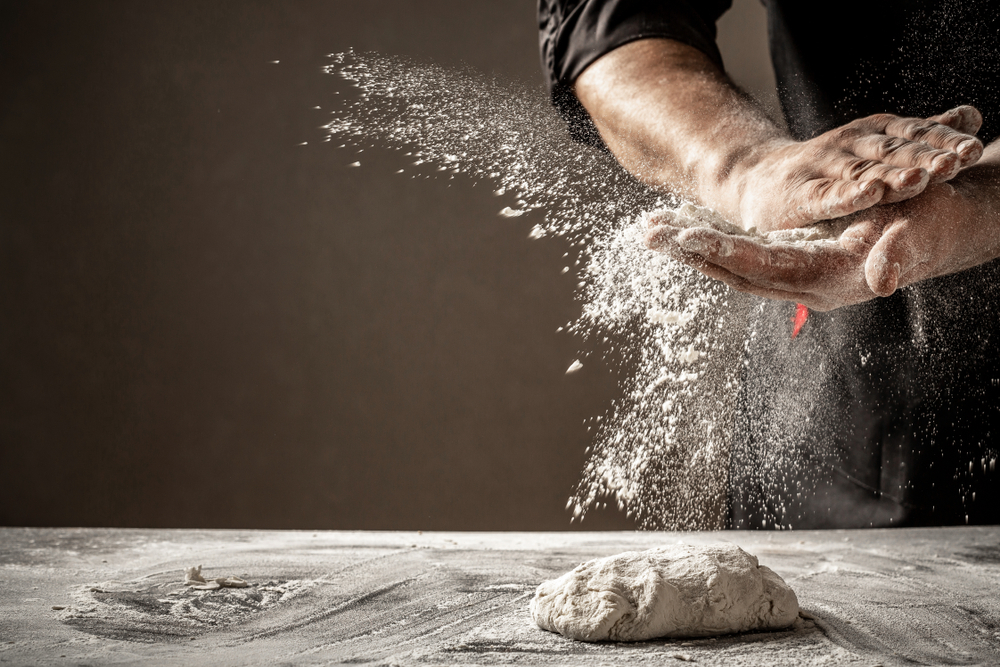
[
  {"xmin": 957, "ymin": 139, "xmax": 980, "ymax": 156},
  {"xmin": 853, "ymin": 180, "xmax": 879, "ymax": 206},
  {"xmin": 931, "ymin": 152, "xmax": 959, "ymax": 175},
  {"xmin": 900, "ymin": 168, "xmax": 927, "ymax": 188}
]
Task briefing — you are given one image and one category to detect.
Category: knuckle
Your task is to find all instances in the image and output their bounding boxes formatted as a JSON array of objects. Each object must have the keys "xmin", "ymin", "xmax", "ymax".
[
  {"xmin": 831, "ymin": 125, "xmax": 863, "ymax": 143},
  {"xmin": 863, "ymin": 113, "xmax": 895, "ymax": 128},
  {"xmin": 783, "ymin": 165, "xmax": 814, "ymax": 188},
  {"xmin": 802, "ymin": 178, "xmax": 838, "ymax": 205},
  {"xmin": 907, "ymin": 120, "xmax": 938, "ymax": 141},
  {"xmin": 804, "ymin": 178, "xmax": 830, "ymax": 199},
  {"xmin": 877, "ymin": 136, "xmax": 908, "ymax": 158},
  {"xmin": 846, "ymin": 158, "xmax": 880, "ymax": 179},
  {"xmin": 810, "ymin": 145, "xmax": 835, "ymax": 162}
]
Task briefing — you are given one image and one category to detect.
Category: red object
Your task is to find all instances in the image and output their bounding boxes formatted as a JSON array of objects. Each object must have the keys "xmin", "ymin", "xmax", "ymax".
[{"xmin": 791, "ymin": 303, "xmax": 809, "ymax": 338}]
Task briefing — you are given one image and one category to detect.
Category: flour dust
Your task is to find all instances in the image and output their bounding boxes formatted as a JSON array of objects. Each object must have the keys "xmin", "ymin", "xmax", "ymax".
[{"xmin": 323, "ymin": 51, "xmax": 749, "ymax": 529}]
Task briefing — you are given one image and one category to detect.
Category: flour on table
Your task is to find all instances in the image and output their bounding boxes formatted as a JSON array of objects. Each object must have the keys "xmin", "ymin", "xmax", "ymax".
[{"xmin": 530, "ymin": 543, "xmax": 799, "ymax": 641}]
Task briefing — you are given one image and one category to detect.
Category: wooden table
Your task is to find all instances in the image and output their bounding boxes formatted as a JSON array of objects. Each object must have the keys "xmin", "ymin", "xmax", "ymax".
[{"xmin": 1, "ymin": 528, "xmax": 998, "ymax": 665}]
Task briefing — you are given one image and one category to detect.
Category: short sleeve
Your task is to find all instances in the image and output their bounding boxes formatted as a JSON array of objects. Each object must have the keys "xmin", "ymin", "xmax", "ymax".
[{"xmin": 538, "ymin": 0, "xmax": 732, "ymax": 143}]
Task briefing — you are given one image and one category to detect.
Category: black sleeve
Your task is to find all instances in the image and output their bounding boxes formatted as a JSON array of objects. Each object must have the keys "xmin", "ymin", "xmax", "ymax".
[{"xmin": 538, "ymin": 0, "xmax": 732, "ymax": 143}]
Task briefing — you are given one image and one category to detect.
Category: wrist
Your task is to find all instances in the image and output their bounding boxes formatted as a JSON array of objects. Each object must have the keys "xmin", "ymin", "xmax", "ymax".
[
  {"xmin": 951, "ymin": 164, "xmax": 1000, "ymax": 269},
  {"xmin": 699, "ymin": 136, "xmax": 795, "ymax": 230}
]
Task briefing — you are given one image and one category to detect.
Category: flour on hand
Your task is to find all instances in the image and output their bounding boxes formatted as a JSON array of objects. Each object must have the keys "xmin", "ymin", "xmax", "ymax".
[
  {"xmin": 530, "ymin": 543, "xmax": 798, "ymax": 641},
  {"xmin": 645, "ymin": 202, "xmax": 851, "ymax": 245}
]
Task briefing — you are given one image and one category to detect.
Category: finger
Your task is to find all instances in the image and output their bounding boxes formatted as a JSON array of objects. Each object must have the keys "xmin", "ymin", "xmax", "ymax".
[
  {"xmin": 838, "ymin": 216, "xmax": 884, "ymax": 254},
  {"xmin": 678, "ymin": 253, "xmax": 857, "ymax": 311},
  {"xmin": 930, "ymin": 105, "xmax": 983, "ymax": 138},
  {"xmin": 645, "ymin": 224, "xmax": 698, "ymax": 262},
  {"xmin": 673, "ymin": 229, "xmax": 874, "ymax": 310},
  {"xmin": 876, "ymin": 167, "xmax": 930, "ymax": 203},
  {"xmin": 849, "ymin": 135, "xmax": 960, "ymax": 183},
  {"xmin": 864, "ymin": 222, "xmax": 920, "ymax": 296},
  {"xmin": 673, "ymin": 251, "xmax": 817, "ymax": 303},
  {"xmin": 830, "ymin": 152, "xmax": 930, "ymax": 201},
  {"xmin": 676, "ymin": 227, "xmax": 829, "ymax": 290},
  {"xmin": 643, "ymin": 209, "xmax": 680, "ymax": 229},
  {"xmin": 878, "ymin": 114, "xmax": 984, "ymax": 167},
  {"xmin": 644, "ymin": 226, "xmax": 821, "ymax": 303},
  {"xmin": 864, "ymin": 248, "xmax": 902, "ymax": 297},
  {"xmin": 789, "ymin": 177, "xmax": 885, "ymax": 223}
]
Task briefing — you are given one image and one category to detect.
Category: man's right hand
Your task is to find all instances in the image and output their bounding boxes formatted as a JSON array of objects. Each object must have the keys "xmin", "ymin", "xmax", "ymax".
[{"xmin": 726, "ymin": 106, "xmax": 984, "ymax": 233}]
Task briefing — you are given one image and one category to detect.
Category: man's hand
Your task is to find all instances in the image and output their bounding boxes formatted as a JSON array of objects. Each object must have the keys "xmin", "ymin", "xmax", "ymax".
[
  {"xmin": 575, "ymin": 39, "xmax": 984, "ymax": 234},
  {"xmin": 851, "ymin": 165, "xmax": 1000, "ymax": 296},
  {"xmin": 728, "ymin": 107, "xmax": 984, "ymax": 233},
  {"xmin": 644, "ymin": 214, "xmax": 877, "ymax": 311},
  {"xmin": 645, "ymin": 155, "xmax": 1000, "ymax": 311},
  {"xmin": 575, "ymin": 38, "xmax": 999, "ymax": 308}
]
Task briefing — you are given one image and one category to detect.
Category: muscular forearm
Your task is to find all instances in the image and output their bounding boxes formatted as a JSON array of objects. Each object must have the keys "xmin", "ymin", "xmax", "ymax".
[
  {"xmin": 575, "ymin": 38, "xmax": 983, "ymax": 233},
  {"xmin": 574, "ymin": 38, "xmax": 782, "ymax": 218},
  {"xmin": 956, "ymin": 141, "xmax": 1000, "ymax": 252},
  {"xmin": 909, "ymin": 141, "xmax": 1000, "ymax": 280}
]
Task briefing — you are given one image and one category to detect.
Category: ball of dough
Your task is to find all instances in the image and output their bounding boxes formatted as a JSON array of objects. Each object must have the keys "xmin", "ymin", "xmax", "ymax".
[{"xmin": 530, "ymin": 543, "xmax": 799, "ymax": 641}]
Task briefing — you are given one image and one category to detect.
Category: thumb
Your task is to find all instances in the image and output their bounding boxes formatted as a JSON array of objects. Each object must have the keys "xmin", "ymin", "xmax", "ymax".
[
  {"xmin": 839, "ymin": 217, "xmax": 882, "ymax": 255},
  {"xmin": 865, "ymin": 223, "xmax": 918, "ymax": 296}
]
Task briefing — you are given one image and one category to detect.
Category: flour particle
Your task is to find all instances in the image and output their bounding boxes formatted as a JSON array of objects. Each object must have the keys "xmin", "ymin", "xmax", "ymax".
[{"xmin": 324, "ymin": 51, "xmax": 751, "ymax": 529}]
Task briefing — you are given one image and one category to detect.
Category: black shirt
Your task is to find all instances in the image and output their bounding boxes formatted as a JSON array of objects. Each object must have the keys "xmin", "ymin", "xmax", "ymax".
[{"xmin": 538, "ymin": 0, "xmax": 1000, "ymax": 528}]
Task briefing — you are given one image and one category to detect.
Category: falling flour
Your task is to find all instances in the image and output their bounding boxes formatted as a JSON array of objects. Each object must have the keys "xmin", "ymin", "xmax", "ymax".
[
  {"xmin": 321, "ymin": 51, "xmax": 844, "ymax": 530},
  {"xmin": 531, "ymin": 543, "xmax": 799, "ymax": 641}
]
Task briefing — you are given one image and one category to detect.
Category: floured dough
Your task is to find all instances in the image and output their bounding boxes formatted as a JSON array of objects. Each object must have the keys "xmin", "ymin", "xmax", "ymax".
[{"xmin": 530, "ymin": 543, "xmax": 798, "ymax": 641}]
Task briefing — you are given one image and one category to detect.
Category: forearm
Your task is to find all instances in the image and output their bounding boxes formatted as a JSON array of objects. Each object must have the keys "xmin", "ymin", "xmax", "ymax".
[
  {"xmin": 945, "ymin": 141, "xmax": 1000, "ymax": 271},
  {"xmin": 574, "ymin": 38, "xmax": 787, "ymax": 222},
  {"xmin": 575, "ymin": 38, "xmax": 984, "ymax": 234},
  {"xmin": 851, "ymin": 139, "xmax": 1000, "ymax": 296}
]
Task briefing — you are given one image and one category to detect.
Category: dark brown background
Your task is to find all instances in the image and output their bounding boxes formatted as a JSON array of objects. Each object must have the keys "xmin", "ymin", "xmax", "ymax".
[{"xmin": 0, "ymin": 0, "xmax": 773, "ymax": 530}]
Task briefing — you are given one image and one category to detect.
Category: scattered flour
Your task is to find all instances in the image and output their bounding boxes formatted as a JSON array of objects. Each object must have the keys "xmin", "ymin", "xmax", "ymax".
[
  {"xmin": 530, "ymin": 544, "xmax": 799, "ymax": 641},
  {"xmin": 322, "ymin": 51, "xmax": 846, "ymax": 530},
  {"xmin": 62, "ymin": 569, "xmax": 316, "ymax": 639}
]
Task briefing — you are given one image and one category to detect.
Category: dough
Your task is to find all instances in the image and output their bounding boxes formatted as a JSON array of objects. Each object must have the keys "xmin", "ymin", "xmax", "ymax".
[{"xmin": 530, "ymin": 543, "xmax": 798, "ymax": 641}]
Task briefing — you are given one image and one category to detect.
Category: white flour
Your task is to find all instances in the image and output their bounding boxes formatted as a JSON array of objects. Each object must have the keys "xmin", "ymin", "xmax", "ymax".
[
  {"xmin": 60, "ymin": 569, "xmax": 316, "ymax": 638},
  {"xmin": 322, "ymin": 51, "xmax": 845, "ymax": 530},
  {"xmin": 531, "ymin": 544, "xmax": 799, "ymax": 641},
  {"xmin": 649, "ymin": 202, "xmax": 851, "ymax": 245}
]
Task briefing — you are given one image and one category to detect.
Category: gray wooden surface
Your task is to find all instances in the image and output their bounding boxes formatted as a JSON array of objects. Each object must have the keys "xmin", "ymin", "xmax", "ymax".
[{"xmin": 1, "ymin": 528, "xmax": 999, "ymax": 665}]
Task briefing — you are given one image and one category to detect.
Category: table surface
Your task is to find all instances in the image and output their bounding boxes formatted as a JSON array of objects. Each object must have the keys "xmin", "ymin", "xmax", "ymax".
[{"xmin": 1, "ymin": 527, "xmax": 998, "ymax": 666}]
